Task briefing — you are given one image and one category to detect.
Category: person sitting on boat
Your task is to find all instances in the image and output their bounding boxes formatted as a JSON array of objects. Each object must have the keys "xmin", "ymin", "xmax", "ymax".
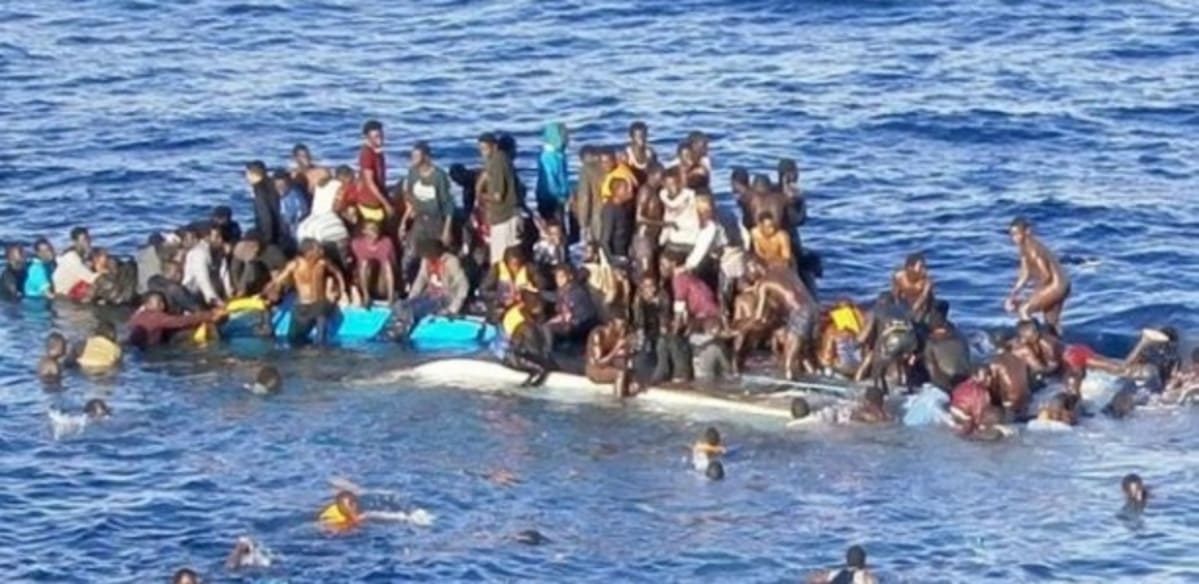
[
  {"xmin": 77, "ymin": 321, "xmax": 122, "ymax": 373},
  {"xmin": 24, "ymin": 238, "xmax": 56, "ymax": 298},
  {"xmin": 229, "ymin": 229, "xmax": 288, "ymax": 298},
  {"xmin": 262, "ymin": 238, "xmax": 347, "ymax": 346},
  {"xmin": 859, "ymin": 292, "xmax": 919, "ymax": 393},
  {"xmin": 891, "ymin": 252, "xmax": 934, "ymax": 323},
  {"xmin": 585, "ymin": 317, "xmax": 636, "ymax": 397},
  {"xmin": 406, "ymin": 239, "xmax": 470, "ymax": 319},
  {"xmin": 807, "ymin": 545, "xmax": 878, "ymax": 584},
  {"xmin": 544, "ymin": 264, "xmax": 598, "ymax": 349},
  {"xmin": 949, "ymin": 365, "xmax": 996, "ymax": 433},
  {"xmin": 580, "ymin": 243, "xmax": 631, "ymax": 323},
  {"xmin": 921, "ymin": 302, "xmax": 970, "ymax": 392},
  {"xmin": 990, "ymin": 343, "xmax": 1033, "ymax": 421},
  {"xmin": 0, "ymin": 243, "xmax": 27, "ymax": 301},
  {"xmin": 127, "ymin": 292, "xmax": 224, "ymax": 349},
  {"xmin": 741, "ymin": 256, "xmax": 818, "ymax": 380},
  {"xmin": 351, "ymin": 220, "xmax": 397, "ymax": 306},
  {"xmin": 531, "ymin": 219, "xmax": 568, "ymax": 272},
  {"xmin": 481, "ymin": 246, "xmax": 541, "ymax": 319},
  {"xmin": 319, "ymin": 490, "xmax": 363, "ymax": 533},
  {"xmin": 851, "ymin": 386, "xmax": 893, "ymax": 424},
  {"xmin": 52, "ymin": 226, "xmax": 99, "ymax": 302},
  {"xmin": 501, "ymin": 290, "xmax": 553, "ymax": 387},
  {"xmin": 662, "ymin": 251, "xmax": 721, "ymax": 326},
  {"xmin": 750, "ymin": 212, "xmax": 792, "ymax": 270},
  {"xmin": 631, "ymin": 272, "xmax": 690, "ymax": 384},
  {"xmin": 818, "ymin": 299, "xmax": 867, "ymax": 379},
  {"xmin": 84, "ymin": 248, "xmax": 139, "ymax": 306}
]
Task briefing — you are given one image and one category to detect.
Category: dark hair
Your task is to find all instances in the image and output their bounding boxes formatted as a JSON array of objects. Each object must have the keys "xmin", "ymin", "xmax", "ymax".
[
  {"xmin": 334, "ymin": 165, "xmax": 354, "ymax": 182},
  {"xmin": 971, "ymin": 363, "xmax": 992, "ymax": 379},
  {"xmin": 172, "ymin": 568, "xmax": 199, "ymax": 584},
  {"xmin": 686, "ymin": 130, "xmax": 708, "ymax": 145},
  {"xmin": 1010, "ymin": 216, "xmax": 1031, "ymax": 230},
  {"xmin": 502, "ymin": 245, "xmax": 525, "ymax": 265},
  {"xmin": 702, "ymin": 427, "xmax": 721, "ymax": 446},
  {"xmin": 255, "ymin": 365, "xmax": 282, "ymax": 394},
  {"xmin": 756, "ymin": 211, "xmax": 776, "ymax": 224},
  {"xmin": 477, "ymin": 132, "xmax": 498, "ymax": 146},
  {"xmin": 93, "ymin": 321, "xmax": 117, "ymax": 341},
  {"xmin": 418, "ymin": 239, "xmax": 445, "ymax": 259},
  {"xmin": 143, "ymin": 291, "xmax": 167, "ymax": 307},
  {"xmin": 675, "ymin": 141, "xmax": 692, "ymax": 156},
  {"xmin": 34, "ymin": 237, "xmax": 52, "ymax": 250},
  {"xmin": 412, "ymin": 140, "xmax": 432, "ymax": 158},
  {"xmin": 846, "ymin": 545, "xmax": 866, "ymax": 569},
  {"xmin": 705, "ymin": 460, "xmax": 725, "ymax": 481},
  {"xmin": 790, "ymin": 397, "xmax": 811, "ymax": 419},
  {"xmin": 146, "ymin": 232, "xmax": 165, "ymax": 248},
  {"xmin": 777, "ymin": 157, "xmax": 798, "ymax": 175},
  {"xmin": 362, "ymin": 119, "xmax": 383, "ymax": 135},
  {"xmin": 751, "ymin": 174, "xmax": 772, "ymax": 190},
  {"xmin": 448, "ymin": 163, "xmax": 470, "ymax": 185},
  {"xmin": 84, "ymin": 398, "xmax": 111, "ymax": 418},
  {"xmin": 904, "ymin": 252, "xmax": 925, "ymax": 268},
  {"xmin": 1122, "ymin": 473, "xmax": 1143, "ymax": 492},
  {"xmin": 245, "ymin": 160, "xmax": 267, "ymax": 175},
  {"xmin": 70, "ymin": 226, "xmax": 89, "ymax": 241},
  {"xmin": 579, "ymin": 145, "xmax": 597, "ymax": 158},
  {"xmin": 211, "ymin": 206, "xmax": 233, "ymax": 221},
  {"xmin": 271, "ymin": 168, "xmax": 291, "ymax": 182},
  {"xmin": 552, "ymin": 263, "xmax": 575, "ymax": 279},
  {"xmin": 46, "ymin": 331, "xmax": 67, "ymax": 349},
  {"xmin": 292, "ymin": 143, "xmax": 310, "ymax": 156},
  {"xmin": 629, "ymin": 121, "xmax": 648, "ymax": 135},
  {"xmin": 299, "ymin": 238, "xmax": 320, "ymax": 255},
  {"xmin": 730, "ymin": 167, "xmax": 749, "ymax": 185}
]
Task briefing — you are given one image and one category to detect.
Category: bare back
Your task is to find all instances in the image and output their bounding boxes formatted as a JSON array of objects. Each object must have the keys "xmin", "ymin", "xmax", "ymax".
[{"xmin": 1023, "ymin": 235, "xmax": 1069, "ymax": 288}]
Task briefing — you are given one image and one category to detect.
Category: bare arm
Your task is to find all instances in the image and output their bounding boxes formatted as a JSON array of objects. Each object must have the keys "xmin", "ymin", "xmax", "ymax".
[
  {"xmin": 1008, "ymin": 252, "xmax": 1030, "ymax": 301},
  {"xmin": 262, "ymin": 261, "xmax": 297, "ymax": 296}
]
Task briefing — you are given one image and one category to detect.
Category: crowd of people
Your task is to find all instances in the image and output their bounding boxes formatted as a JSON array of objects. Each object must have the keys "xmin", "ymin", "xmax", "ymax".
[{"xmin": 5, "ymin": 118, "xmax": 1198, "ymax": 435}]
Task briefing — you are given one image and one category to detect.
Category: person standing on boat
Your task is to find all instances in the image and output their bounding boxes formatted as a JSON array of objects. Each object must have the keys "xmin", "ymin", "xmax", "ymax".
[
  {"xmin": 273, "ymin": 169, "xmax": 309, "ymax": 252},
  {"xmin": 891, "ymin": 252, "xmax": 934, "ymax": 323},
  {"xmin": 245, "ymin": 161, "xmax": 286, "ymax": 250},
  {"xmin": 0, "ymin": 244, "xmax": 28, "ymax": 301},
  {"xmin": 535, "ymin": 123, "xmax": 570, "ymax": 223},
  {"xmin": 598, "ymin": 148, "xmax": 639, "ymax": 260},
  {"xmin": 1005, "ymin": 217, "xmax": 1071, "ymax": 335},
  {"xmin": 356, "ymin": 120, "xmax": 393, "ymax": 224},
  {"xmin": 625, "ymin": 121, "xmax": 657, "ymax": 184},
  {"xmin": 573, "ymin": 145, "xmax": 605, "ymax": 245},
  {"xmin": 476, "ymin": 133, "xmax": 520, "ymax": 266},
  {"xmin": 777, "ymin": 158, "xmax": 805, "ymax": 227},
  {"xmin": 741, "ymin": 257, "xmax": 818, "ymax": 380},
  {"xmin": 402, "ymin": 141, "xmax": 455, "ymax": 277},
  {"xmin": 263, "ymin": 238, "xmax": 347, "ymax": 345},
  {"xmin": 291, "ymin": 143, "xmax": 330, "ymax": 202}
]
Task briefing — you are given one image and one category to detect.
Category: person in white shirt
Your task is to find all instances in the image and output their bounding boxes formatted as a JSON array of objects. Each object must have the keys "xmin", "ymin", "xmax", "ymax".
[
  {"xmin": 659, "ymin": 173, "xmax": 699, "ymax": 250},
  {"xmin": 298, "ymin": 166, "xmax": 352, "ymax": 246},
  {"xmin": 52, "ymin": 226, "xmax": 99, "ymax": 300},
  {"xmin": 181, "ymin": 222, "xmax": 230, "ymax": 308}
]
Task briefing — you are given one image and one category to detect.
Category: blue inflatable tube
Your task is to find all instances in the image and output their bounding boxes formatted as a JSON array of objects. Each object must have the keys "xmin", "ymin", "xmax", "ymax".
[
  {"xmin": 409, "ymin": 315, "xmax": 497, "ymax": 350},
  {"xmin": 220, "ymin": 300, "xmax": 392, "ymax": 342}
]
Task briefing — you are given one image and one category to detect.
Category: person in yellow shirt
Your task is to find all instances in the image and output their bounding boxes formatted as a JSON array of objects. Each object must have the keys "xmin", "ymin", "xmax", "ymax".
[
  {"xmin": 600, "ymin": 149, "xmax": 639, "ymax": 201},
  {"xmin": 77, "ymin": 322, "xmax": 122, "ymax": 372},
  {"xmin": 750, "ymin": 212, "xmax": 792, "ymax": 268},
  {"xmin": 319, "ymin": 490, "xmax": 363, "ymax": 532},
  {"xmin": 819, "ymin": 300, "xmax": 866, "ymax": 378}
]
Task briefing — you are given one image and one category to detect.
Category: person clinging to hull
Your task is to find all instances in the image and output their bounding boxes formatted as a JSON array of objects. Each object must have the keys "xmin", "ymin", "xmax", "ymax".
[{"xmin": 1005, "ymin": 217, "xmax": 1071, "ymax": 335}]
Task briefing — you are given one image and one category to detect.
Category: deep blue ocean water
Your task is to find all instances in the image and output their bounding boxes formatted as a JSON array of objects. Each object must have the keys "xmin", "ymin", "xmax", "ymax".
[{"xmin": 2, "ymin": 1, "xmax": 1199, "ymax": 582}]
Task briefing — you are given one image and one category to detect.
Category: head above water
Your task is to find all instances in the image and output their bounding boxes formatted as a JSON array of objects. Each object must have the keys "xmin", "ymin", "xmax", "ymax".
[
  {"xmin": 172, "ymin": 568, "xmax": 200, "ymax": 584},
  {"xmin": 69, "ymin": 226, "xmax": 91, "ymax": 253},
  {"xmin": 790, "ymin": 397, "xmax": 812, "ymax": 420},
  {"xmin": 335, "ymin": 490, "xmax": 361, "ymax": 518},
  {"xmin": 255, "ymin": 365, "xmax": 282, "ymax": 395},
  {"xmin": 5, "ymin": 243, "xmax": 24, "ymax": 267},
  {"xmin": 411, "ymin": 140, "xmax": 432, "ymax": 166},
  {"xmin": 730, "ymin": 167, "xmax": 750, "ymax": 189},
  {"xmin": 1016, "ymin": 319, "xmax": 1041, "ymax": 343},
  {"xmin": 299, "ymin": 238, "xmax": 322, "ymax": 260},
  {"xmin": 629, "ymin": 121, "xmax": 648, "ymax": 143},
  {"xmin": 46, "ymin": 332, "xmax": 68, "ymax": 357},
  {"xmin": 702, "ymin": 427, "xmax": 722, "ymax": 447},
  {"xmin": 904, "ymin": 252, "xmax": 926, "ymax": 274},
  {"xmin": 1009, "ymin": 216, "xmax": 1031, "ymax": 244},
  {"xmin": 1122, "ymin": 473, "xmax": 1146, "ymax": 505},
  {"xmin": 93, "ymin": 321, "xmax": 117, "ymax": 342},
  {"xmin": 84, "ymin": 398, "xmax": 112, "ymax": 419},
  {"xmin": 502, "ymin": 245, "xmax": 526, "ymax": 272},
  {"xmin": 846, "ymin": 545, "xmax": 867, "ymax": 570},
  {"xmin": 705, "ymin": 459, "xmax": 725, "ymax": 481}
]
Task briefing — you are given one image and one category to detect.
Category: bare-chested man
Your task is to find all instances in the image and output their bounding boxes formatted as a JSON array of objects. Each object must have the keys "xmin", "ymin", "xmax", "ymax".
[
  {"xmin": 291, "ymin": 144, "xmax": 331, "ymax": 200},
  {"xmin": 745, "ymin": 175, "xmax": 787, "ymax": 232},
  {"xmin": 743, "ymin": 258, "xmax": 818, "ymax": 380},
  {"xmin": 990, "ymin": 348, "xmax": 1032, "ymax": 420},
  {"xmin": 1009, "ymin": 319, "xmax": 1060, "ymax": 381},
  {"xmin": 585, "ymin": 317, "xmax": 635, "ymax": 397},
  {"xmin": 264, "ymin": 238, "xmax": 346, "ymax": 345},
  {"xmin": 1005, "ymin": 217, "xmax": 1071, "ymax": 335},
  {"xmin": 891, "ymin": 252, "xmax": 934, "ymax": 321}
]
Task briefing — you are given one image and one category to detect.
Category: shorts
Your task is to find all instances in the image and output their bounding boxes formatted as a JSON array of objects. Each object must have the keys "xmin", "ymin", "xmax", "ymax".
[
  {"xmin": 488, "ymin": 216, "xmax": 521, "ymax": 265},
  {"xmin": 289, "ymin": 300, "xmax": 335, "ymax": 344},
  {"xmin": 351, "ymin": 237, "xmax": 395, "ymax": 265},
  {"xmin": 786, "ymin": 307, "xmax": 815, "ymax": 342}
]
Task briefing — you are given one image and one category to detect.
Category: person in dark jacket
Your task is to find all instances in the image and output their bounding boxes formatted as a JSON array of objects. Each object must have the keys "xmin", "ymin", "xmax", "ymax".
[
  {"xmin": 1, "ymin": 243, "xmax": 28, "ymax": 301},
  {"xmin": 245, "ymin": 160, "xmax": 285, "ymax": 249},
  {"xmin": 147, "ymin": 260, "xmax": 204, "ymax": 314}
]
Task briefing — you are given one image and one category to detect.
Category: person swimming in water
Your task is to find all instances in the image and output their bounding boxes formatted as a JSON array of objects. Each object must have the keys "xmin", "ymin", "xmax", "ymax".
[
  {"xmin": 172, "ymin": 568, "xmax": 200, "ymax": 584},
  {"xmin": 1005, "ymin": 217, "xmax": 1071, "ymax": 335},
  {"xmin": 248, "ymin": 365, "xmax": 282, "ymax": 395},
  {"xmin": 808, "ymin": 545, "xmax": 878, "ymax": 584},
  {"xmin": 38, "ymin": 332, "xmax": 73, "ymax": 381},
  {"xmin": 950, "ymin": 365, "xmax": 996, "ymax": 433},
  {"xmin": 77, "ymin": 322, "xmax": 122, "ymax": 373},
  {"xmin": 84, "ymin": 398, "xmax": 112, "ymax": 420},
  {"xmin": 692, "ymin": 426, "xmax": 726, "ymax": 471},
  {"xmin": 225, "ymin": 536, "xmax": 271, "ymax": 570},
  {"xmin": 969, "ymin": 405, "xmax": 1013, "ymax": 442},
  {"xmin": 319, "ymin": 490, "xmax": 364, "ymax": 532},
  {"xmin": 1121, "ymin": 473, "xmax": 1148, "ymax": 514},
  {"xmin": 705, "ymin": 459, "xmax": 725, "ymax": 481}
]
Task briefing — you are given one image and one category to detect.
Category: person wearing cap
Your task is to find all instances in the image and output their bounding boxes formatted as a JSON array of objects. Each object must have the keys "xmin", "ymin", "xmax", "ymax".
[
  {"xmin": 476, "ymin": 133, "xmax": 520, "ymax": 265},
  {"xmin": 1005, "ymin": 217, "xmax": 1071, "ymax": 335}
]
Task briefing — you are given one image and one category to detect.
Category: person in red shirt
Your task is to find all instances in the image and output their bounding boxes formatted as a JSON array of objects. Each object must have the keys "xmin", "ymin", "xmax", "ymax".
[
  {"xmin": 127, "ymin": 292, "xmax": 222, "ymax": 349},
  {"xmin": 350, "ymin": 220, "xmax": 397, "ymax": 304},
  {"xmin": 950, "ymin": 365, "xmax": 997, "ymax": 432},
  {"xmin": 356, "ymin": 119, "xmax": 392, "ymax": 222},
  {"xmin": 662, "ymin": 251, "xmax": 719, "ymax": 325}
]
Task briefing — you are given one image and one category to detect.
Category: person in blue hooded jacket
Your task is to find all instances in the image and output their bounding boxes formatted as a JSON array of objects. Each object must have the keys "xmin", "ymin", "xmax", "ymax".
[{"xmin": 535, "ymin": 123, "xmax": 570, "ymax": 222}]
